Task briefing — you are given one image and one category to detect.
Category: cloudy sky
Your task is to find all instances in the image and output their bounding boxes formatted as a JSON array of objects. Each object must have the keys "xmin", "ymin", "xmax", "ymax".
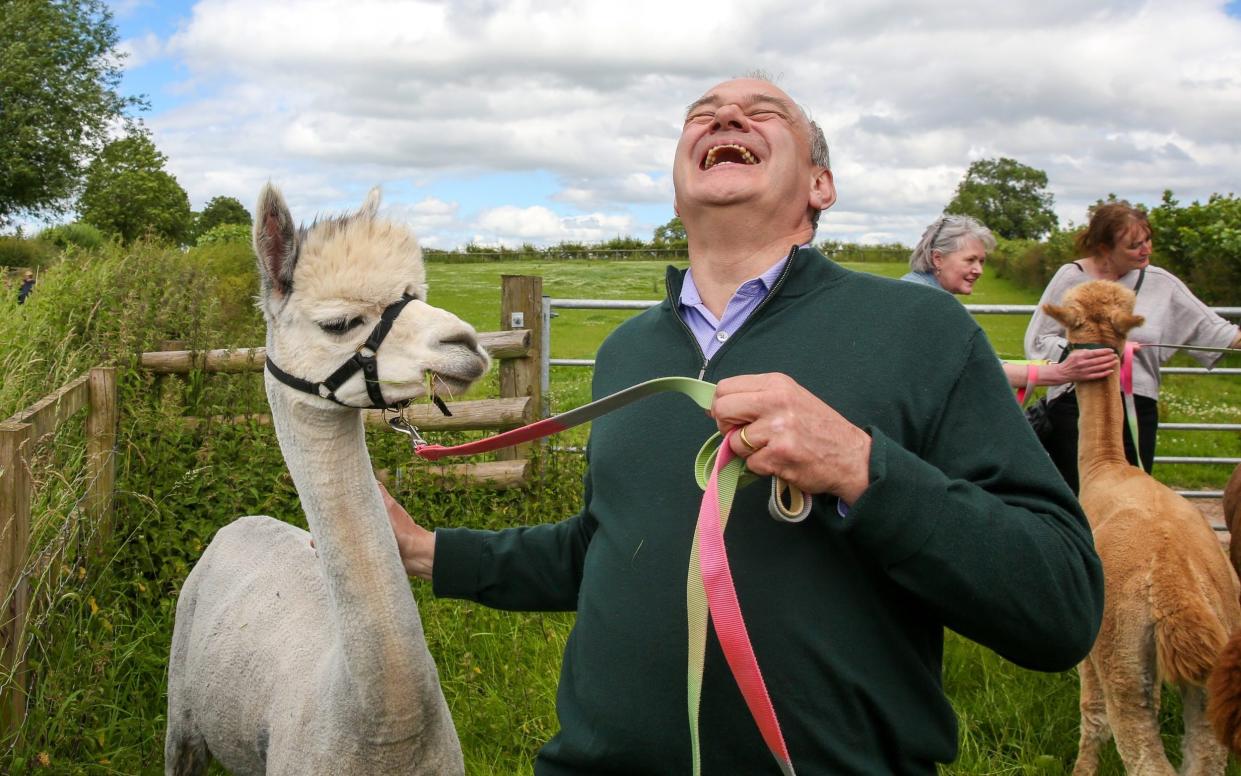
[{"xmin": 108, "ymin": 0, "xmax": 1241, "ymax": 249}]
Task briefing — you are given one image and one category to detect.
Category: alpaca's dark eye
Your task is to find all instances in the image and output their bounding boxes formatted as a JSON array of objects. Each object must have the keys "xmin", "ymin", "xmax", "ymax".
[{"xmin": 319, "ymin": 317, "xmax": 364, "ymax": 335}]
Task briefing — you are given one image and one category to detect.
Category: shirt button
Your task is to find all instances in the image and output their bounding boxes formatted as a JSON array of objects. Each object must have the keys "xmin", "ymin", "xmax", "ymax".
[{"xmin": 716, "ymin": 330, "xmax": 730, "ymax": 343}]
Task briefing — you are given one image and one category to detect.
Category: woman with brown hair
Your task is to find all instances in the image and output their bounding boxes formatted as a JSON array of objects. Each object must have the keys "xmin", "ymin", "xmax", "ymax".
[{"xmin": 1024, "ymin": 201, "xmax": 1241, "ymax": 493}]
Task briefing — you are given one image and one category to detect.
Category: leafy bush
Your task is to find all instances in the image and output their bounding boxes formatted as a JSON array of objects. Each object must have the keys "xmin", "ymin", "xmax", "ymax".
[
  {"xmin": 194, "ymin": 222, "xmax": 250, "ymax": 247},
  {"xmin": 1149, "ymin": 191, "xmax": 1241, "ymax": 306},
  {"xmin": 37, "ymin": 222, "xmax": 106, "ymax": 251},
  {"xmin": 186, "ymin": 239, "xmax": 261, "ymax": 333},
  {"xmin": 987, "ymin": 230, "xmax": 1077, "ymax": 290},
  {"xmin": 0, "ymin": 238, "xmax": 263, "ymax": 419},
  {"xmin": 0, "ymin": 236, "xmax": 57, "ymax": 271}
]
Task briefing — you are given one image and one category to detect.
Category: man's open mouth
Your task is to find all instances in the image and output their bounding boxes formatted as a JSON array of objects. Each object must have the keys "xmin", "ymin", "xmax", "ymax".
[{"xmin": 702, "ymin": 144, "xmax": 759, "ymax": 170}]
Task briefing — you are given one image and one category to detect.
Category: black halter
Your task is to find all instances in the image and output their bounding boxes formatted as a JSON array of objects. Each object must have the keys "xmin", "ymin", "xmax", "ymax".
[
  {"xmin": 1061, "ymin": 341, "xmax": 1119, "ymax": 360},
  {"xmin": 265, "ymin": 293, "xmax": 418, "ymax": 410}
]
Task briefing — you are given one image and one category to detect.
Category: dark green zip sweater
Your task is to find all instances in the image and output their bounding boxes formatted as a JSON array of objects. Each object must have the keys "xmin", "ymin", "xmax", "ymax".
[{"xmin": 433, "ymin": 247, "xmax": 1103, "ymax": 775}]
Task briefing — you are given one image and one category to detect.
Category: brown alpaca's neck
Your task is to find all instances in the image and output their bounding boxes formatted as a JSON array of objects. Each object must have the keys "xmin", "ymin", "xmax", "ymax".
[{"xmin": 1075, "ymin": 367, "xmax": 1130, "ymax": 484}]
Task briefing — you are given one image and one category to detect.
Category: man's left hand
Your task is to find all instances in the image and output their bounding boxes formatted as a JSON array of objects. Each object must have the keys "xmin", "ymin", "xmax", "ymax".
[{"xmin": 711, "ymin": 373, "xmax": 872, "ymax": 505}]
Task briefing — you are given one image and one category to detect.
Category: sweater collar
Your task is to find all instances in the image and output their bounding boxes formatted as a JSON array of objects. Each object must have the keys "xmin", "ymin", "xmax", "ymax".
[{"xmin": 663, "ymin": 245, "xmax": 847, "ymax": 309}]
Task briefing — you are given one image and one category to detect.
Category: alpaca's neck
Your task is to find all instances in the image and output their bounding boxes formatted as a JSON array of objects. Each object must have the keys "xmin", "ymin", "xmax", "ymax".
[
  {"xmin": 267, "ymin": 380, "xmax": 439, "ymax": 722},
  {"xmin": 1075, "ymin": 366, "xmax": 1130, "ymax": 484}
]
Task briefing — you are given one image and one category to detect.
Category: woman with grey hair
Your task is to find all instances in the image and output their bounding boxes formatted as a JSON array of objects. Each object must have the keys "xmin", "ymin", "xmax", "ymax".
[
  {"xmin": 902, "ymin": 214, "xmax": 996, "ymax": 294},
  {"xmin": 903, "ymin": 214, "xmax": 1117, "ymax": 393}
]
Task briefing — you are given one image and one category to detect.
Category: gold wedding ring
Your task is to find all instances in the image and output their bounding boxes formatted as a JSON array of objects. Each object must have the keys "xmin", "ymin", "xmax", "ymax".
[{"xmin": 738, "ymin": 425, "xmax": 758, "ymax": 452}]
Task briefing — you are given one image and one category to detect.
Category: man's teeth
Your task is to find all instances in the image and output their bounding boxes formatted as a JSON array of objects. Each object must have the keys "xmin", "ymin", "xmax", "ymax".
[{"xmin": 704, "ymin": 145, "xmax": 758, "ymax": 168}]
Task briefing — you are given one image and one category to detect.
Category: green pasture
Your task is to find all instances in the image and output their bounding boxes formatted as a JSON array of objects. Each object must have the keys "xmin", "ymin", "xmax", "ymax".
[{"xmin": 0, "ymin": 249, "xmax": 1237, "ymax": 774}]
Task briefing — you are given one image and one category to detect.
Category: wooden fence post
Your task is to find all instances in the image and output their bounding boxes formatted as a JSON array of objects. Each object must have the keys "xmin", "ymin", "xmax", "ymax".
[
  {"xmin": 86, "ymin": 367, "xmax": 118, "ymax": 558},
  {"xmin": 0, "ymin": 422, "xmax": 33, "ymax": 738},
  {"xmin": 499, "ymin": 276, "xmax": 544, "ymax": 463}
]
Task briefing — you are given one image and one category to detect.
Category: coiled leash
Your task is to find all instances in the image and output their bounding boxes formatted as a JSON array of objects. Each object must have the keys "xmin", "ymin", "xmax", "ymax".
[{"xmin": 395, "ymin": 376, "xmax": 809, "ymax": 774}]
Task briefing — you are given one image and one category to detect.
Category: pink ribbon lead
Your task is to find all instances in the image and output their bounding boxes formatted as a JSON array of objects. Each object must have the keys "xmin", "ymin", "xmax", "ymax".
[{"xmin": 687, "ymin": 429, "xmax": 796, "ymax": 776}]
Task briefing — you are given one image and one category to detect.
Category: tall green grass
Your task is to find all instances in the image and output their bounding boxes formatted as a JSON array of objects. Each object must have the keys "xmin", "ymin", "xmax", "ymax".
[{"xmin": 0, "ymin": 249, "xmax": 1236, "ymax": 774}]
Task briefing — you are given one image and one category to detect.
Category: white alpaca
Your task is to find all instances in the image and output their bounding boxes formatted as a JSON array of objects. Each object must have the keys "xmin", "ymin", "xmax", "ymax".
[{"xmin": 164, "ymin": 184, "xmax": 487, "ymax": 775}]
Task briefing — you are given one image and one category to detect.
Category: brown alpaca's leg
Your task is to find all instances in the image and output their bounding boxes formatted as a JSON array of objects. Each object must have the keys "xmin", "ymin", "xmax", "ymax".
[
  {"xmin": 1072, "ymin": 657, "xmax": 1110, "ymax": 776},
  {"xmin": 1099, "ymin": 624, "xmax": 1178, "ymax": 776},
  {"xmin": 1179, "ymin": 683, "xmax": 1229, "ymax": 776}
]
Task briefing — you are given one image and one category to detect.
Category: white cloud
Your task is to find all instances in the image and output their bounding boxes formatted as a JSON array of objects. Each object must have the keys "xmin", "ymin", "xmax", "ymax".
[
  {"xmin": 116, "ymin": 32, "xmax": 165, "ymax": 69},
  {"xmin": 124, "ymin": 0, "xmax": 1241, "ymax": 246},
  {"xmin": 471, "ymin": 205, "xmax": 635, "ymax": 246},
  {"xmin": 553, "ymin": 173, "xmax": 673, "ymax": 207}
]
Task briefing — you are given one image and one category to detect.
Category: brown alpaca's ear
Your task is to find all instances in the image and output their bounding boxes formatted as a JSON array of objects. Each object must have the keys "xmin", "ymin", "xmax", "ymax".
[
  {"xmin": 1114, "ymin": 312, "xmax": 1145, "ymax": 337},
  {"xmin": 1042, "ymin": 302, "xmax": 1079, "ymax": 330}
]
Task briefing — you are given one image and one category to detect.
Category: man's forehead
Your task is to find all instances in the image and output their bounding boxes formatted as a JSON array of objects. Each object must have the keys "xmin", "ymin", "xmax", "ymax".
[{"xmin": 687, "ymin": 81, "xmax": 798, "ymax": 114}]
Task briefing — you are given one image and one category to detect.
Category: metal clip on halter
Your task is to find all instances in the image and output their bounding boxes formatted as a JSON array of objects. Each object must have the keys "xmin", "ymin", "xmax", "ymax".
[{"xmin": 386, "ymin": 411, "xmax": 428, "ymax": 452}]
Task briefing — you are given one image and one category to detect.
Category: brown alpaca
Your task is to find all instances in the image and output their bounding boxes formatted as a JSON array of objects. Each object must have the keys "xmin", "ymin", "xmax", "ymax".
[
  {"xmin": 1211, "ymin": 462, "xmax": 1241, "ymax": 758},
  {"xmin": 1224, "ymin": 463, "xmax": 1241, "ymax": 584},
  {"xmin": 1044, "ymin": 280, "xmax": 1241, "ymax": 775}
]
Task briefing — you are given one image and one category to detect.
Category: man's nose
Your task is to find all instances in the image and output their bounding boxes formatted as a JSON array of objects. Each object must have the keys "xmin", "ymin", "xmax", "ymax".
[{"xmin": 711, "ymin": 104, "xmax": 749, "ymax": 131}]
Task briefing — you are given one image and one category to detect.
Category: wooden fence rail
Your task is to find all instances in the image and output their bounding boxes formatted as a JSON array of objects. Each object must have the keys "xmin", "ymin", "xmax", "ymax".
[
  {"xmin": 137, "ymin": 326, "xmax": 536, "ymax": 486},
  {"xmin": 137, "ymin": 329, "xmax": 533, "ymax": 374}
]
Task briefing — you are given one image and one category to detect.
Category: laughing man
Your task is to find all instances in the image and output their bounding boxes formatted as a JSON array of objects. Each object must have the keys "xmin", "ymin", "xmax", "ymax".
[{"xmin": 386, "ymin": 75, "xmax": 1103, "ymax": 774}]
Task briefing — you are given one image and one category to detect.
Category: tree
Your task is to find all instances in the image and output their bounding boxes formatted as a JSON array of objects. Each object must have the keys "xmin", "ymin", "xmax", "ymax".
[
  {"xmin": 653, "ymin": 216, "xmax": 686, "ymax": 244},
  {"xmin": 78, "ymin": 130, "xmax": 193, "ymax": 244},
  {"xmin": 0, "ymin": 0, "xmax": 142, "ymax": 226},
  {"xmin": 945, "ymin": 157, "xmax": 1059, "ymax": 240},
  {"xmin": 1148, "ymin": 190, "xmax": 1241, "ymax": 306},
  {"xmin": 194, "ymin": 195, "xmax": 252, "ymax": 239}
]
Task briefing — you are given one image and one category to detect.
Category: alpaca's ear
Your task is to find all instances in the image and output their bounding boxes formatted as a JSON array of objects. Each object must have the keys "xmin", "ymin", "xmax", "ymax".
[
  {"xmin": 254, "ymin": 183, "xmax": 297, "ymax": 299},
  {"xmin": 359, "ymin": 187, "xmax": 382, "ymax": 220},
  {"xmin": 1042, "ymin": 302, "xmax": 1079, "ymax": 330},
  {"xmin": 1114, "ymin": 311, "xmax": 1145, "ymax": 336}
]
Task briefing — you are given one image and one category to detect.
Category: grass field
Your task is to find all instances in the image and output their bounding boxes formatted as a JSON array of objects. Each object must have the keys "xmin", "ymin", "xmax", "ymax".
[{"xmin": 1, "ymin": 253, "xmax": 1237, "ymax": 774}]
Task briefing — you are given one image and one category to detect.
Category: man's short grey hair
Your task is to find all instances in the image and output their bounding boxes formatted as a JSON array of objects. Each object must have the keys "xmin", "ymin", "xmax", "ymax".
[
  {"xmin": 908, "ymin": 214, "xmax": 997, "ymax": 273},
  {"xmin": 738, "ymin": 71, "xmax": 831, "ymax": 229}
]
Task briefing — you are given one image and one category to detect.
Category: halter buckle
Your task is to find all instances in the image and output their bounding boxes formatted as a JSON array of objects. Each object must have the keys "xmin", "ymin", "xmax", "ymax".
[{"xmin": 386, "ymin": 410, "xmax": 427, "ymax": 451}]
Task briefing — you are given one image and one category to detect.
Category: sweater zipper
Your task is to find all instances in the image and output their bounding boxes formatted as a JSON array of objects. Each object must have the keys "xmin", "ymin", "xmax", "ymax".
[
  {"xmin": 668, "ymin": 244, "xmax": 801, "ymax": 381},
  {"xmin": 667, "ymin": 273, "xmax": 711, "ymax": 379}
]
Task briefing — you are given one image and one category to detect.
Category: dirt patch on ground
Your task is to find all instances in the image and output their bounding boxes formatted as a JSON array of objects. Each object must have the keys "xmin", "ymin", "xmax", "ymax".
[
  {"xmin": 1199, "ymin": 498, "xmax": 1226, "ymax": 525},
  {"xmin": 1195, "ymin": 498, "xmax": 1229, "ymax": 550}
]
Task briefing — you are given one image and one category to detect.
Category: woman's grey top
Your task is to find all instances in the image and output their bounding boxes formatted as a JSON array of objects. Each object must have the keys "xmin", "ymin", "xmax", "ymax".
[{"xmin": 1024, "ymin": 262, "xmax": 1239, "ymax": 400}]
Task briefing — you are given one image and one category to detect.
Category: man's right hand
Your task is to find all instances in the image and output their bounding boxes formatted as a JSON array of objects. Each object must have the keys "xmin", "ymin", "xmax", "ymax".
[{"xmin": 379, "ymin": 482, "xmax": 435, "ymax": 580}]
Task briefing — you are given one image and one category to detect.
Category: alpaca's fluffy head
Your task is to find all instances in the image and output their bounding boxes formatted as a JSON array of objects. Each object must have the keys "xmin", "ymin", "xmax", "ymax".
[
  {"xmin": 252, "ymin": 184, "xmax": 489, "ymax": 407},
  {"xmin": 1043, "ymin": 280, "xmax": 1145, "ymax": 351}
]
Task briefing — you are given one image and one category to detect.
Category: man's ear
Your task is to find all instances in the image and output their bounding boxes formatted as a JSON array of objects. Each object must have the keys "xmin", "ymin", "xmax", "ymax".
[{"xmin": 810, "ymin": 168, "xmax": 837, "ymax": 213}]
